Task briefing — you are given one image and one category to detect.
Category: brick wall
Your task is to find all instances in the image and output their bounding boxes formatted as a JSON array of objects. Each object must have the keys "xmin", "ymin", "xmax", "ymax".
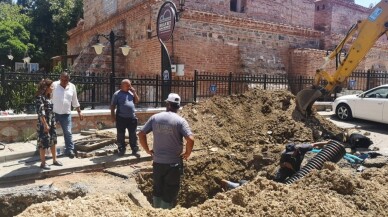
[
  {"xmin": 289, "ymin": 47, "xmax": 388, "ymax": 78},
  {"xmin": 67, "ymin": 0, "xmax": 388, "ymax": 78},
  {"xmin": 169, "ymin": 10, "xmax": 321, "ymax": 76},
  {"xmin": 68, "ymin": 0, "xmax": 322, "ymax": 76},
  {"xmin": 329, "ymin": 0, "xmax": 370, "ymax": 35}
]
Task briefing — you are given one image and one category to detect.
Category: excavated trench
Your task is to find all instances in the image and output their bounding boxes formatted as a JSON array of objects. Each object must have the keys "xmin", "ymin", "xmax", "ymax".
[{"xmin": 136, "ymin": 144, "xmax": 281, "ymax": 208}]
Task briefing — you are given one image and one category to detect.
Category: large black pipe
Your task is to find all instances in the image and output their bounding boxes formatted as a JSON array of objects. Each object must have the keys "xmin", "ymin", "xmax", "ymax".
[{"xmin": 286, "ymin": 141, "xmax": 346, "ymax": 184}]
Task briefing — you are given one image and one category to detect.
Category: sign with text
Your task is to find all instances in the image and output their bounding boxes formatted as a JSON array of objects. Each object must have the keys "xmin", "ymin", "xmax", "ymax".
[{"xmin": 157, "ymin": 1, "xmax": 176, "ymax": 43}]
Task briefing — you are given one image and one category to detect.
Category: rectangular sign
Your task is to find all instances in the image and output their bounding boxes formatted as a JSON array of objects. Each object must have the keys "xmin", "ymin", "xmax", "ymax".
[{"xmin": 368, "ymin": 7, "xmax": 383, "ymax": 22}]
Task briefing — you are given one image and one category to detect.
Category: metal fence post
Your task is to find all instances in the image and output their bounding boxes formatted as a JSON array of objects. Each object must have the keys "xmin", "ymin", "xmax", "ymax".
[
  {"xmin": 194, "ymin": 70, "xmax": 198, "ymax": 102},
  {"xmin": 264, "ymin": 74, "xmax": 267, "ymax": 90},
  {"xmin": 299, "ymin": 75, "xmax": 303, "ymax": 92},
  {"xmin": 366, "ymin": 70, "xmax": 371, "ymax": 90},
  {"xmin": 0, "ymin": 67, "xmax": 5, "ymax": 110},
  {"xmin": 91, "ymin": 73, "xmax": 96, "ymax": 109},
  {"xmin": 156, "ymin": 75, "xmax": 159, "ymax": 108},
  {"xmin": 228, "ymin": 72, "xmax": 232, "ymax": 95}
]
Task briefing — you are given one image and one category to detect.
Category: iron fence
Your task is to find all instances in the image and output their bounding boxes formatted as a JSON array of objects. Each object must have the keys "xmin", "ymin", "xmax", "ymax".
[{"xmin": 0, "ymin": 68, "xmax": 387, "ymax": 113}]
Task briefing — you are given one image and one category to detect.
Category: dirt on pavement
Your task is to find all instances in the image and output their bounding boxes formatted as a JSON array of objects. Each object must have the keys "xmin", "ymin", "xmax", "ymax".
[{"xmin": 17, "ymin": 89, "xmax": 388, "ymax": 217}]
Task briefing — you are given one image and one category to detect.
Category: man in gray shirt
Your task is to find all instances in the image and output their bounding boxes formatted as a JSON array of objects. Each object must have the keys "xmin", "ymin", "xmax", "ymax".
[
  {"xmin": 111, "ymin": 79, "xmax": 140, "ymax": 156},
  {"xmin": 138, "ymin": 93, "xmax": 194, "ymax": 209}
]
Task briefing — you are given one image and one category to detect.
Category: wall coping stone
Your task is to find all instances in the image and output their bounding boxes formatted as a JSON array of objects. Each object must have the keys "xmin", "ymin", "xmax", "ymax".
[{"xmin": 0, "ymin": 108, "xmax": 165, "ymax": 122}]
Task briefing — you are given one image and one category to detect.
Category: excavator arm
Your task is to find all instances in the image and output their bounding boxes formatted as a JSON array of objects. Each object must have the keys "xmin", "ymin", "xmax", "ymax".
[{"xmin": 296, "ymin": 1, "xmax": 388, "ymax": 115}]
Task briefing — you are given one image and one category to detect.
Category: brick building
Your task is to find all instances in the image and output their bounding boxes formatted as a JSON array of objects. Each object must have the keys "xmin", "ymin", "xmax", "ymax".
[{"xmin": 66, "ymin": 0, "xmax": 388, "ymax": 77}]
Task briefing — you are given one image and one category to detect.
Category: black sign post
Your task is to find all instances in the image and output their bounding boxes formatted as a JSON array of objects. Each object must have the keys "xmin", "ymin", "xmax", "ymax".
[{"xmin": 157, "ymin": 1, "xmax": 177, "ymax": 104}]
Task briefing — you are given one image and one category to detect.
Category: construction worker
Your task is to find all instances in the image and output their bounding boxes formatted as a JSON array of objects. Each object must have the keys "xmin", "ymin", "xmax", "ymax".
[
  {"xmin": 274, "ymin": 141, "xmax": 329, "ymax": 183},
  {"xmin": 138, "ymin": 93, "xmax": 194, "ymax": 209}
]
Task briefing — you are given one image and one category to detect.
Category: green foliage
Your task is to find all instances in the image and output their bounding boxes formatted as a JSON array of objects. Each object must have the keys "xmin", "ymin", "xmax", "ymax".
[
  {"xmin": 0, "ymin": 1, "xmax": 83, "ymax": 70},
  {"xmin": 0, "ymin": 71, "xmax": 38, "ymax": 113},
  {"xmin": 0, "ymin": 0, "xmax": 12, "ymax": 4},
  {"xmin": 0, "ymin": 2, "xmax": 31, "ymax": 25},
  {"xmin": 0, "ymin": 3, "xmax": 32, "ymax": 65},
  {"xmin": 28, "ymin": 0, "xmax": 84, "ymax": 70}
]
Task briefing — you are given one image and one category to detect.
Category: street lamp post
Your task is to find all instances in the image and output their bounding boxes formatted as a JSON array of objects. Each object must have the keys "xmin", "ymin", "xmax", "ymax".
[{"xmin": 92, "ymin": 30, "xmax": 131, "ymax": 98}]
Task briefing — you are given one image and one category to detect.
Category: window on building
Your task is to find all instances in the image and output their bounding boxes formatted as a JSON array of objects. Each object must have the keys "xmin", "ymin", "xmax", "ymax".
[
  {"xmin": 230, "ymin": 0, "xmax": 246, "ymax": 13},
  {"xmin": 316, "ymin": 6, "xmax": 320, "ymax": 11},
  {"xmin": 322, "ymin": 4, "xmax": 325, "ymax": 9}
]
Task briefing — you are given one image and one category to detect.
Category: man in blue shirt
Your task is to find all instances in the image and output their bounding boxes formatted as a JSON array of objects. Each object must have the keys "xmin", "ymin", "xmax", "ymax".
[
  {"xmin": 138, "ymin": 93, "xmax": 194, "ymax": 209},
  {"xmin": 111, "ymin": 79, "xmax": 140, "ymax": 156}
]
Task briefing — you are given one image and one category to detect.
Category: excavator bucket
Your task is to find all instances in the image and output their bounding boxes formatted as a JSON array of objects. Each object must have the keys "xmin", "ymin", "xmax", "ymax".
[{"xmin": 295, "ymin": 87, "xmax": 323, "ymax": 115}]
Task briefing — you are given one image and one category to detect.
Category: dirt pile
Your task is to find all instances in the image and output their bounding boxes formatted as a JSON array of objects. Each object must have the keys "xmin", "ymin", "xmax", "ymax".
[
  {"xmin": 18, "ymin": 89, "xmax": 388, "ymax": 216},
  {"xmin": 180, "ymin": 89, "xmax": 342, "ymax": 148}
]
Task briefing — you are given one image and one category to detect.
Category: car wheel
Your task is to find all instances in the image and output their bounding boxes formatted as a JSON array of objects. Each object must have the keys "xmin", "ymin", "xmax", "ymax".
[{"xmin": 336, "ymin": 104, "xmax": 352, "ymax": 121}]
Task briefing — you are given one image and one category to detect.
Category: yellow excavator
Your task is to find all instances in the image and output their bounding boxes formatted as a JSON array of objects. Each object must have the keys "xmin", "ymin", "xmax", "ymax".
[{"xmin": 296, "ymin": 1, "xmax": 388, "ymax": 115}]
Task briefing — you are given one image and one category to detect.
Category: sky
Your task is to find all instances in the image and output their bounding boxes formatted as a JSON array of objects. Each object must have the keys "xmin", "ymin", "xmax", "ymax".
[{"xmin": 355, "ymin": 0, "xmax": 380, "ymax": 8}]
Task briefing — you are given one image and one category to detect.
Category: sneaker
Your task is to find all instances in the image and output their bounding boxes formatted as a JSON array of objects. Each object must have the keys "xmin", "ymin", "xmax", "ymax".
[
  {"xmin": 53, "ymin": 161, "xmax": 63, "ymax": 166},
  {"xmin": 40, "ymin": 163, "xmax": 51, "ymax": 170}
]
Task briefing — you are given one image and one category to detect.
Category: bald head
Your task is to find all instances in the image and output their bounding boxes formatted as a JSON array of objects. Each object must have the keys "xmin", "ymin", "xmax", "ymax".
[{"xmin": 120, "ymin": 79, "xmax": 131, "ymax": 91}]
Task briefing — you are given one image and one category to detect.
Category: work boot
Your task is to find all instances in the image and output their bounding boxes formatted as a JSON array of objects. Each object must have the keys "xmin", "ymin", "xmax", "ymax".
[
  {"xmin": 160, "ymin": 200, "xmax": 173, "ymax": 210},
  {"xmin": 153, "ymin": 196, "xmax": 162, "ymax": 208}
]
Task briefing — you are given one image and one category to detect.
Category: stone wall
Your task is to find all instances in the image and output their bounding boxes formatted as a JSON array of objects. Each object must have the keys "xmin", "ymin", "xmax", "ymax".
[
  {"xmin": 0, "ymin": 110, "xmax": 160, "ymax": 143},
  {"xmin": 185, "ymin": 0, "xmax": 316, "ymax": 29}
]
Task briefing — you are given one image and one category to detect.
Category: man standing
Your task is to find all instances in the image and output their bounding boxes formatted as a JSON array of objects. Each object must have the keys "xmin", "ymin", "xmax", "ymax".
[
  {"xmin": 111, "ymin": 79, "xmax": 140, "ymax": 156},
  {"xmin": 138, "ymin": 93, "xmax": 194, "ymax": 209},
  {"xmin": 52, "ymin": 72, "xmax": 83, "ymax": 159},
  {"xmin": 274, "ymin": 141, "xmax": 329, "ymax": 183}
]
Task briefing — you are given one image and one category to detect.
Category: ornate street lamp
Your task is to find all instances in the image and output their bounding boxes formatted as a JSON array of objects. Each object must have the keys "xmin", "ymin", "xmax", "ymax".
[{"xmin": 92, "ymin": 30, "xmax": 131, "ymax": 97}]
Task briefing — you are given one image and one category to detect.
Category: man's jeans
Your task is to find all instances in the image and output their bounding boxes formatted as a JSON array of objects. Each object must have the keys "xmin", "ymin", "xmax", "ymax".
[
  {"xmin": 116, "ymin": 115, "xmax": 138, "ymax": 151},
  {"xmin": 55, "ymin": 113, "xmax": 74, "ymax": 154}
]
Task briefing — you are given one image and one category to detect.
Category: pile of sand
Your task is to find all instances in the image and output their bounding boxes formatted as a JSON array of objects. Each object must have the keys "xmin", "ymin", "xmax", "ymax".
[{"xmin": 18, "ymin": 89, "xmax": 388, "ymax": 217}]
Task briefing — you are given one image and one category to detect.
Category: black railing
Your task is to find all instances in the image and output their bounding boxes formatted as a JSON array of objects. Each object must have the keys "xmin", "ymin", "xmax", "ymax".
[{"xmin": 0, "ymin": 68, "xmax": 387, "ymax": 113}]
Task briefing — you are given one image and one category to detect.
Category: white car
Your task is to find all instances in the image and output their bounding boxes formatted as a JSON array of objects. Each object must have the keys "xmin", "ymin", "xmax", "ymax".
[{"xmin": 332, "ymin": 84, "xmax": 388, "ymax": 124}]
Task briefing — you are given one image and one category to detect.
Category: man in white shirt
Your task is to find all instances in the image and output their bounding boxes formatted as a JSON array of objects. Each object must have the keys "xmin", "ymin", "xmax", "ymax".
[{"xmin": 52, "ymin": 72, "xmax": 84, "ymax": 158}]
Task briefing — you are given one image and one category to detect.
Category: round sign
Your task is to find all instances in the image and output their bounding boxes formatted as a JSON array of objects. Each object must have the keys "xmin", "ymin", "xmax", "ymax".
[{"xmin": 157, "ymin": 2, "xmax": 176, "ymax": 43}]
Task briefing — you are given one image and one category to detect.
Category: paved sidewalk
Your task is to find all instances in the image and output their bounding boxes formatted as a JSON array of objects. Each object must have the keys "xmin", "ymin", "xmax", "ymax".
[
  {"xmin": 0, "ymin": 150, "xmax": 151, "ymax": 185},
  {"xmin": 0, "ymin": 133, "xmax": 89, "ymax": 163}
]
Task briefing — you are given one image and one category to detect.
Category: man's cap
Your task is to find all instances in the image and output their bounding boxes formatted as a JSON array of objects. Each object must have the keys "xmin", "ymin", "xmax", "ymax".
[{"xmin": 165, "ymin": 93, "xmax": 181, "ymax": 105}]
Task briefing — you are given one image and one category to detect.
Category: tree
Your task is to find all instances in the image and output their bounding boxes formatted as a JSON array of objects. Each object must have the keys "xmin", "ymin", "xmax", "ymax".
[
  {"xmin": 0, "ymin": 0, "xmax": 12, "ymax": 4},
  {"xmin": 0, "ymin": 3, "xmax": 32, "ymax": 67},
  {"xmin": 28, "ymin": 0, "xmax": 83, "ymax": 70}
]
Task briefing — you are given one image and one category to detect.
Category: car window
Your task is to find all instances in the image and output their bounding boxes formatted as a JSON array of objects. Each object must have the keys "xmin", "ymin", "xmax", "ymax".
[{"xmin": 364, "ymin": 87, "xmax": 388, "ymax": 98}]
